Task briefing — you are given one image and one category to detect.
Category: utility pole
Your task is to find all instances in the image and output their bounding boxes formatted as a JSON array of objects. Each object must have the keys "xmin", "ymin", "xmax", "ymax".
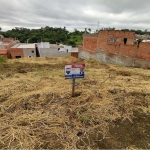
[
  {"xmin": 97, "ymin": 21, "xmax": 99, "ymax": 33},
  {"xmin": 96, "ymin": 21, "xmax": 99, "ymax": 53}
]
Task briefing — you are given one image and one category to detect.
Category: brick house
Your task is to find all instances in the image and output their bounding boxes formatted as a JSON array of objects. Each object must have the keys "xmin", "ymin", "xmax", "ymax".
[
  {"xmin": 10, "ymin": 43, "xmax": 37, "ymax": 59},
  {"xmin": 78, "ymin": 30, "xmax": 150, "ymax": 68},
  {"xmin": 0, "ymin": 38, "xmax": 19, "ymax": 58}
]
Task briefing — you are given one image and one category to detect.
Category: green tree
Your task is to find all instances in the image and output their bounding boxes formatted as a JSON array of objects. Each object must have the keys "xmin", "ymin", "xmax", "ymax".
[
  {"xmin": 2, "ymin": 26, "xmax": 83, "ymax": 45},
  {"xmin": 68, "ymin": 40, "xmax": 76, "ymax": 47}
]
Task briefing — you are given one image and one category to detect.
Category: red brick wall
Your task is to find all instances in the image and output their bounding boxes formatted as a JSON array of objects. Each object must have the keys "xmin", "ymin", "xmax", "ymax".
[
  {"xmin": 97, "ymin": 30, "xmax": 108, "ymax": 50},
  {"xmin": 105, "ymin": 44, "xmax": 118, "ymax": 54},
  {"xmin": 0, "ymin": 50, "xmax": 8, "ymax": 58},
  {"xmin": 3, "ymin": 38, "xmax": 13, "ymax": 43},
  {"xmin": 84, "ymin": 37, "xmax": 97, "ymax": 52},
  {"xmin": 137, "ymin": 43, "xmax": 150, "ymax": 61},
  {"xmin": 119, "ymin": 45, "xmax": 137, "ymax": 57},
  {"xmin": 7, "ymin": 41, "xmax": 18, "ymax": 59},
  {"xmin": 10, "ymin": 48, "xmax": 24, "ymax": 59},
  {"xmin": 78, "ymin": 45, "xmax": 84, "ymax": 50},
  {"xmin": 98, "ymin": 30, "xmax": 134, "ymax": 46},
  {"xmin": 81, "ymin": 30, "xmax": 150, "ymax": 62},
  {"xmin": 71, "ymin": 52, "xmax": 78, "ymax": 58}
]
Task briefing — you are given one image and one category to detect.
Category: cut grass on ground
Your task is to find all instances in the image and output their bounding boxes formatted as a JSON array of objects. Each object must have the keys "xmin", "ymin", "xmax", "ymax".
[{"xmin": 0, "ymin": 57, "xmax": 150, "ymax": 149}]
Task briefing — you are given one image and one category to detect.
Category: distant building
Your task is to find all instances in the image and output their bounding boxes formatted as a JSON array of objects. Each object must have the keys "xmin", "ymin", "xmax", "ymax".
[
  {"xmin": 37, "ymin": 42, "xmax": 70, "ymax": 57},
  {"xmin": 78, "ymin": 30, "xmax": 150, "ymax": 68},
  {"xmin": 37, "ymin": 42, "xmax": 78, "ymax": 57},
  {"xmin": 0, "ymin": 35, "xmax": 4, "ymax": 42},
  {"xmin": 10, "ymin": 43, "xmax": 37, "ymax": 59},
  {"xmin": 0, "ymin": 37, "xmax": 19, "ymax": 58}
]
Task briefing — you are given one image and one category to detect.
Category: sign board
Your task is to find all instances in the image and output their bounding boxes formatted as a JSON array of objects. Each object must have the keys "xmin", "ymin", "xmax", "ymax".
[{"xmin": 65, "ymin": 64, "xmax": 85, "ymax": 79}]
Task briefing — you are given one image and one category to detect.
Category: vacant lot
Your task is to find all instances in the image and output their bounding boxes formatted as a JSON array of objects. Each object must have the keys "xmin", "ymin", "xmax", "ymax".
[{"xmin": 0, "ymin": 56, "xmax": 150, "ymax": 149}]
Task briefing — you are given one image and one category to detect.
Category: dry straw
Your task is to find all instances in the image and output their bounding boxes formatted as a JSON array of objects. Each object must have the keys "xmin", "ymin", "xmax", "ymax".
[{"xmin": 0, "ymin": 57, "xmax": 150, "ymax": 149}]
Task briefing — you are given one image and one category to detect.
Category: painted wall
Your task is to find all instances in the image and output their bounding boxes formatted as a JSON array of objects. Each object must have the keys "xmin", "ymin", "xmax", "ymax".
[
  {"xmin": 39, "ymin": 48, "xmax": 71, "ymax": 57},
  {"xmin": 23, "ymin": 48, "xmax": 36, "ymax": 58}
]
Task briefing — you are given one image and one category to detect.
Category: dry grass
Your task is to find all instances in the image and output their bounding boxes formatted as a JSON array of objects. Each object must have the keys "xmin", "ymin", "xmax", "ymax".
[{"xmin": 0, "ymin": 57, "xmax": 150, "ymax": 149}]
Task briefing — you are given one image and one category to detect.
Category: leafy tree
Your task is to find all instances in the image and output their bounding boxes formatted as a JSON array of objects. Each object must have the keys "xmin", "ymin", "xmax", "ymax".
[
  {"xmin": 68, "ymin": 40, "xmax": 76, "ymax": 47},
  {"xmin": 2, "ymin": 26, "xmax": 83, "ymax": 45}
]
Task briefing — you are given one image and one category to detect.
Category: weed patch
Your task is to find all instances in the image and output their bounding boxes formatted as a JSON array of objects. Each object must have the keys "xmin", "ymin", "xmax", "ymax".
[{"xmin": 0, "ymin": 56, "xmax": 6, "ymax": 63}]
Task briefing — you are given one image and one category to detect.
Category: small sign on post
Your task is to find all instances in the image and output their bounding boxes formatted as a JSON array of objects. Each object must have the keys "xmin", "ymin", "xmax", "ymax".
[{"xmin": 65, "ymin": 61, "xmax": 85, "ymax": 97}]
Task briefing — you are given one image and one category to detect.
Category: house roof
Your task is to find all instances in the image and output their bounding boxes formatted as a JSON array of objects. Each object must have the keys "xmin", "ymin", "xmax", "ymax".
[
  {"xmin": 0, "ymin": 50, "xmax": 7, "ymax": 54},
  {"xmin": 12, "ymin": 43, "xmax": 36, "ymax": 49},
  {"xmin": 0, "ymin": 42, "xmax": 10, "ymax": 46},
  {"xmin": 135, "ymin": 34, "xmax": 150, "ymax": 40},
  {"xmin": 17, "ymin": 44, "xmax": 36, "ymax": 48}
]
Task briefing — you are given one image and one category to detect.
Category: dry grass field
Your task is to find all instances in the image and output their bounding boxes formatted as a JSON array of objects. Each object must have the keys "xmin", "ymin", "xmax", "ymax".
[{"xmin": 0, "ymin": 56, "xmax": 150, "ymax": 149}]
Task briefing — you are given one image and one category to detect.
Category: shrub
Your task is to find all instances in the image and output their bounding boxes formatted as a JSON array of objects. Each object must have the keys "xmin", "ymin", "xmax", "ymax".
[{"xmin": 0, "ymin": 55, "xmax": 7, "ymax": 63}]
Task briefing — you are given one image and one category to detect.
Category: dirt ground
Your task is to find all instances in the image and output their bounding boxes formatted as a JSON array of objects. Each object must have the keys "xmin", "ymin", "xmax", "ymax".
[{"xmin": 0, "ymin": 56, "xmax": 150, "ymax": 149}]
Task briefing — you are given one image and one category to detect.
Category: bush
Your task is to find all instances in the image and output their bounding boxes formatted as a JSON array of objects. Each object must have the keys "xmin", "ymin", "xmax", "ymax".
[
  {"xmin": 67, "ymin": 40, "xmax": 76, "ymax": 47},
  {"xmin": 0, "ymin": 56, "xmax": 7, "ymax": 63}
]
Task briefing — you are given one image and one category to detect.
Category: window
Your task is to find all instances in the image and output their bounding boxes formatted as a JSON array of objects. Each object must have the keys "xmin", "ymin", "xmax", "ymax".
[
  {"xmin": 15, "ymin": 56, "xmax": 21, "ymax": 58},
  {"xmin": 109, "ymin": 38, "xmax": 114, "ymax": 42},
  {"xmin": 124, "ymin": 38, "xmax": 127, "ymax": 44},
  {"xmin": 109, "ymin": 38, "xmax": 119, "ymax": 42},
  {"xmin": 32, "ymin": 50, "xmax": 34, "ymax": 53}
]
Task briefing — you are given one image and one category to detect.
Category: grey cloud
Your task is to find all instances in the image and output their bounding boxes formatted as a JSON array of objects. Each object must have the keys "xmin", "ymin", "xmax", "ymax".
[{"xmin": 0, "ymin": 0, "xmax": 150, "ymax": 31}]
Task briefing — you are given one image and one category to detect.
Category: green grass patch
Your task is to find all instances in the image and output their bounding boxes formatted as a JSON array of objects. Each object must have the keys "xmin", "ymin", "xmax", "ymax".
[{"xmin": 0, "ymin": 56, "xmax": 7, "ymax": 63}]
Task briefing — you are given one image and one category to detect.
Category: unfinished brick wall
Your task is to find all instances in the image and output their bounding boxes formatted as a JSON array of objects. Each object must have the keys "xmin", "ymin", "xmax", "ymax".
[
  {"xmin": 119, "ymin": 45, "xmax": 137, "ymax": 57},
  {"xmin": 3, "ymin": 38, "xmax": 13, "ymax": 43},
  {"xmin": 98, "ymin": 30, "xmax": 135, "ymax": 48},
  {"xmin": 105, "ymin": 44, "xmax": 118, "ymax": 54},
  {"xmin": 71, "ymin": 52, "xmax": 78, "ymax": 58},
  {"xmin": 0, "ymin": 50, "xmax": 8, "ymax": 58},
  {"xmin": 97, "ymin": 30, "xmax": 108, "ymax": 50},
  {"xmin": 137, "ymin": 43, "xmax": 150, "ymax": 61},
  {"xmin": 10, "ymin": 48, "xmax": 24, "ymax": 59},
  {"xmin": 83, "ymin": 37, "xmax": 97, "ymax": 53},
  {"xmin": 80, "ymin": 30, "xmax": 150, "ymax": 63},
  {"xmin": 78, "ymin": 45, "xmax": 84, "ymax": 50}
]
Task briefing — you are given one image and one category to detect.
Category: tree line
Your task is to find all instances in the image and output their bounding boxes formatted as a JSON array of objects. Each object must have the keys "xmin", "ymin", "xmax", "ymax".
[
  {"xmin": 0, "ymin": 26, "xmax": 150, "ymax": 46},
  {"xmin": 0, "ymin": 26, "xmax": 85, "ymax": 47}
]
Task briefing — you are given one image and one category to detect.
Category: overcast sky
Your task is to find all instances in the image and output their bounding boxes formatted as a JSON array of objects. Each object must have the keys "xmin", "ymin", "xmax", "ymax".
[{"xmin": 0, "ymin": 0, "xmax": 150, "ymax": 32}]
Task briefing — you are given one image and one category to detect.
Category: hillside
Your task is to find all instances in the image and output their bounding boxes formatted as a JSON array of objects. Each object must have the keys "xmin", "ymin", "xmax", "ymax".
[{"xmin": 0, "ymin": 57, "xmax": 150, "ymax": 149}]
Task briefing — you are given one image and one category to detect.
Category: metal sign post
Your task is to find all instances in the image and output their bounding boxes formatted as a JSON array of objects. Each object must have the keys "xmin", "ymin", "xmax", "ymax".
[{"xmin": 65, "ymin": 62, "xmax": 85, "ymax": 97}]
